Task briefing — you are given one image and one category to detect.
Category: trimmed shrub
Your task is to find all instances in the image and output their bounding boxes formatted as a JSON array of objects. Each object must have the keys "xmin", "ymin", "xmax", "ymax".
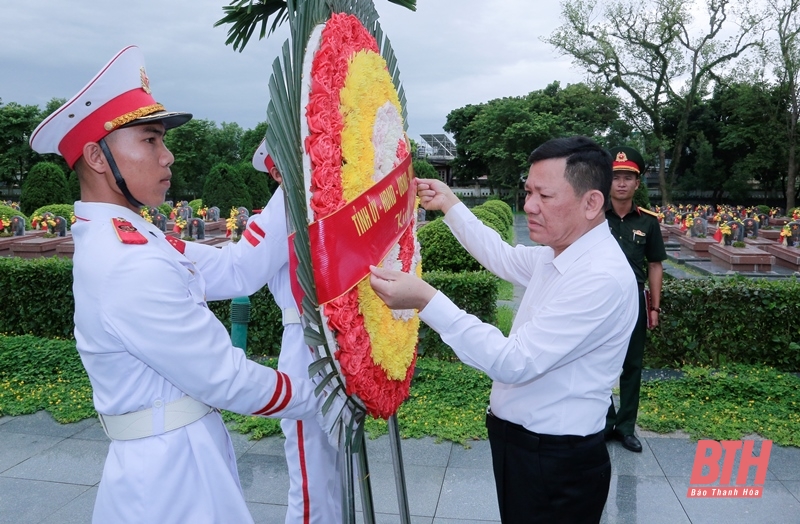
[
  {"xmin": 158, "ymin": 203, "xmax": 173, "ymax": 216},
  {"xmin": 646, "ymin": 277, "xmax": 800, "ymax": 371},
  {"xmin": 239, "ymin": 161, "xmax": 272, "ymax": 211},
  {"xmin": 0, "ymin": 257, "xmax": 75, "ymax": 339},
  {"xmin": 479, "ymin": 199, "xmax": 514, "ymax": 230},
  {"xmin": 30, "ymin": 204, "xmax": 75, "ymax": 229},
  {"xmin": 472, "ymin": 206, "xmax": 512, "ymax": 243},
  {"xmin": 202, "ymin": 162, "xmax": 253, "ymax": 215},
  {"xmin": 633, "ymin": 180, "xmax": 650, "ymax": 209},
  {"xmin": 21, "ymin": 162, "xmax": 71, "ymax": 215},
  {"xmin": 418, "ymin": 271, "xmax": 499, "ymax": 360},
  {"xmin": 0, "ymin": 205, "xmax": 28, "ymax": 229},
  {"xmin": 67, "ymin": 171, "xmax": 81, "ymax": 202},
  {"xmin": 188, "ymin": 199, "xmax": 203, "ymax": 217},
  {"xmin": 419, "ymin": 209, "xmax": 511, "ymax": 272},
  {"xmin": 412, "ymin": 159, "xmax": 440, "ymax": 181}
]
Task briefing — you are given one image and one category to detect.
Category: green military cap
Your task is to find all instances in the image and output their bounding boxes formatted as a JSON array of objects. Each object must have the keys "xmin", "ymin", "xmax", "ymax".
[{"xmin": 609, "ymin": 146, "xmax": 645, "ymax": 175}]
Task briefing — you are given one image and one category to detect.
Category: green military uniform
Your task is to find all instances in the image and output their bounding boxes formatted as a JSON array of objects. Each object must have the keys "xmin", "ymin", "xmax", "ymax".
[{"xmin": 605, "ymin": 147, "xmax": 667, "ymax": 441}]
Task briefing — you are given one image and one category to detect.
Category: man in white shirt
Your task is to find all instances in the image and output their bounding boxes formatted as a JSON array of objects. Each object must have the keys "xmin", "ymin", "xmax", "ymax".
[{"xmin": 370, "ymin": 136, "xmax": 638, "ymax": 524}]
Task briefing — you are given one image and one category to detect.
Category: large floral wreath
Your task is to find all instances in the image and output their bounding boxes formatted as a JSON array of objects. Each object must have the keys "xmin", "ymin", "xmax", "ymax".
[{"xmin": 300, "ymin": 13, "xmax": 420, "ymax": 419}]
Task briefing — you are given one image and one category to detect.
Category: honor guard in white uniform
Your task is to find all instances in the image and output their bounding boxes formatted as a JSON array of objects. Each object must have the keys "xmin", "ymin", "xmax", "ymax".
[
  {"xmin": 252, "ymin": 141, "xmax": 342, "ymax": 523},
  {"xmin": 29, "ymin": 46, "xmax": 329, "ymax": 524}
]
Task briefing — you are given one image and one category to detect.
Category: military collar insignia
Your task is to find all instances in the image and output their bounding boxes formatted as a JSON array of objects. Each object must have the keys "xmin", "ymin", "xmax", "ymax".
[{"xmin": 111, "ymin": 218, "xmax": 148, "ymax": 244}]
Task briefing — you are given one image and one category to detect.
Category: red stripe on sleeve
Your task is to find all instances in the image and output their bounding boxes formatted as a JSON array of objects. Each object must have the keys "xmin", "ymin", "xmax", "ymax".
[
  {"xmin": 249, "ymin": 222, "xmax": 266, "ymax": 238},
  {"xmin": 254, "ymin": 371, "xmax": 284, "ymax": 415},
  {"xmin": 297, "ymin": 421, "xmax": 310, "ymax": 523},
  {"xmin": 261, "ymin": 372, "xmax": 293, "ymax": 416},
  {"xmin": 242, "ymin": 229, "xmax": 260, "ymax": 247}
]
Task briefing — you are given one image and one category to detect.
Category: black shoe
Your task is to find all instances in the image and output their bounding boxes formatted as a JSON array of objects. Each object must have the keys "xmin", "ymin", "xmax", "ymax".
[{"xmin": 617, "ymin": 433, "xmax": 642, "ymax": 453}]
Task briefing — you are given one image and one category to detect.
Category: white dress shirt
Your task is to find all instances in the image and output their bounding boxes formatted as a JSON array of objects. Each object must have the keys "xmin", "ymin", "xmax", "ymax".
[
  {"xmin": 419, "ymin": 203, "xmax": 637, "ymax": 436},
  {"xmin": 71, "ymin": 199, "xmax": 320, "ymax": 523}
]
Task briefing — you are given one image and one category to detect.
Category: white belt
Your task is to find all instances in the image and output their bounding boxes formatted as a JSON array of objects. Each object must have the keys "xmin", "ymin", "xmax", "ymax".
[
  {"xmin": 98, "ymin": 396, "xmax": 214, "ymax": 441},
  {"xmin": 282, "ymin": 307, "xmax": 301, "ymax": 325}
]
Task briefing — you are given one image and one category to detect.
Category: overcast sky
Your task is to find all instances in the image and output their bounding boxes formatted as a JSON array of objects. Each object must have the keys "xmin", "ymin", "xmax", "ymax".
[{"xmin": 0, "ymin": 1, "xmax": 584, "ymax": 144}]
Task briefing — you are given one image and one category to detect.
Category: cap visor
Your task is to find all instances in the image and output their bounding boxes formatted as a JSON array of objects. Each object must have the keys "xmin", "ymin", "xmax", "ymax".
[{"xmin": 121, "ymin": 111, "xmax": 192, "ymax": 130}]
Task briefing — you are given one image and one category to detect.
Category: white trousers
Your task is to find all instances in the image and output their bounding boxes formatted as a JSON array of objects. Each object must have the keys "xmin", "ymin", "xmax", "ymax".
[{"xmin": 281, "ymin": 417, "xmax": 341, "ymax": 523}]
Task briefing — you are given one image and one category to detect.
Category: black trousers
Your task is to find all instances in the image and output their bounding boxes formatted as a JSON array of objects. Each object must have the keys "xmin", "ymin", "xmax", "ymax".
[{"xmin": 486, "ymin": 412, "xmax": 611, "ymax": 524}]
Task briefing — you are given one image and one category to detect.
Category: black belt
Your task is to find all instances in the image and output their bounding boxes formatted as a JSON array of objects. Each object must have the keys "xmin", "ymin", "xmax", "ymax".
[{"xmin": 486, "ymin": 410, "xmax": 604, "ymax": 452}]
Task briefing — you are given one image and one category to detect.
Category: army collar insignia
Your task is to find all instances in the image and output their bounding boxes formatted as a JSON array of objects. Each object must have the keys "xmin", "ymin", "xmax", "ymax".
[{"xmin": 112, "ymin": 218, "xmax": 148, "ymax": 244}]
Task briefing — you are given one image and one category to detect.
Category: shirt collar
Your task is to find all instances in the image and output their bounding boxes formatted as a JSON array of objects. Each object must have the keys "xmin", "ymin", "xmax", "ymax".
[
  {"xmin": 73, "ymin": 201, "xmax": 161, "ymax": 236},
  {"xmin": 552, "ymin": 220, "xmax": 612, "ymax": 275}
]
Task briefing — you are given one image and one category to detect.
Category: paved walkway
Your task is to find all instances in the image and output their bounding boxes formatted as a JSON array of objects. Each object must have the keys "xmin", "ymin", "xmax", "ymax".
[
  {"xmin": 2, "ymin": 215, "xmax": 799, "ymax": 523},
  {"xmin": 2, "ymin": 411, "xmax": 800, "ymax": 523}
]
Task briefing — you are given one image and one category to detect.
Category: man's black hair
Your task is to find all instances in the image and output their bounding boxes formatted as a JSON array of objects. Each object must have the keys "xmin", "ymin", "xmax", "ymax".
[{"xmin": 527, "ymin": 136, "xmax": 613, "ymax": 205}]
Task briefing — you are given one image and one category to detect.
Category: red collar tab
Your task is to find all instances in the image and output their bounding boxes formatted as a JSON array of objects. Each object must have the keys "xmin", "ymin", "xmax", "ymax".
[
  {"xmin": 111, "ymin": 218, "xmax": 148, "ymax": 244},
  {"xmin": 165, "ymin": 235, "xmax": 186, "ymax": 254}
]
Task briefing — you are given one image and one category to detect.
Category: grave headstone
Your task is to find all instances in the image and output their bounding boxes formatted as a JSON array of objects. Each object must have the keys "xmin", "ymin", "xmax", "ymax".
[
  {"xmin": 154, "ymin": 213, "xmax": 168, "ymax": 232},
  {"xmin": 690, "ymin": 217, "xmax": 707, "ymax": 238},
  {"xmin": 188, "ymin": 218, "xmax": 205, "ymax": 240},
  {"xmin": 11, "ymin": 215, "xmax": 25, "ymax": 236},
  {"xmin": 788, "ymin": 221, "xmax": 800, "ymax": 247},
  {"xmin": 724, "ymin": 221, "xmax": 744, "ymax": 246},
  {"xmin": 742, "ymin": 218, "xmax": 759, "ymax": 239},
  {"xmin": 52, "ymin": 216, "xmax": 67, "ymax": 237}
]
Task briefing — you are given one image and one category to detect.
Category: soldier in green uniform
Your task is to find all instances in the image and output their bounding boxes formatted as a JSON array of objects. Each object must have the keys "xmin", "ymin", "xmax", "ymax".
[{"xmin": 604, "ymin": 146, "xmax": 667, "ymax": 452}]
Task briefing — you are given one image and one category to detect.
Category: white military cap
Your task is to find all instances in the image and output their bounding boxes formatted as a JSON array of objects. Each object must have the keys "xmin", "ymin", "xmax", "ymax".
[
  {"xmin": 30, "ymin": 45, "xmax": 191, "ymax": 168},
  {"xmin": 251, "ymin": 138, "xmax": 275, "ymax": 173}
]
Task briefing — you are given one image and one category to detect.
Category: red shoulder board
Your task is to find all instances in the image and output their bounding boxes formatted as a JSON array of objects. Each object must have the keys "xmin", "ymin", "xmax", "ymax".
[
  {"xmin": 165, "ymin": 235, "xmax": 186, "ymax": 254},
  {"xmin": 111, "ymin": 218, "xmax": 148, "ymax": 245}
]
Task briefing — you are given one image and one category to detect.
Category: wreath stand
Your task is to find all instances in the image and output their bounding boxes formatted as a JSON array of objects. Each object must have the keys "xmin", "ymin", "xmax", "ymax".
[{"xmin": 339, "ymin": 414, "xmax": 411, "ymax": 524}]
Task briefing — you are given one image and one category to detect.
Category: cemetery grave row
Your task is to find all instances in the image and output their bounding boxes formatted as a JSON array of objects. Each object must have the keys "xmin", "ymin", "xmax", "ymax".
[{"xmin": 0, "ymin": 200, "xmax": 255, "ymax": 259}]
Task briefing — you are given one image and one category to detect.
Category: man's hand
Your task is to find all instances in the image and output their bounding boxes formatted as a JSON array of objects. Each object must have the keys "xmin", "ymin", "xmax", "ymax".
[
  {"xmin": 417, "ymin": 178, "xmax": 460, "ymax": 214},
  {"xmin": 648, "ymin": 310, "xmax": 659, "ymax": 329},
  {"xmin": 369, "ymin": 265, "xmax": 437, "ymax": 311}
]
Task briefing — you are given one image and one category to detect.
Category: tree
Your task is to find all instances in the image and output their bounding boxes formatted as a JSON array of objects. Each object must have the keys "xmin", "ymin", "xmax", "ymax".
[
  {"xmin": 20, "ymin": 162, "xmax": 70, "ymax": 215},
  {"xmin": 548, "ymin": 0, "xmax": 761, "ymax": 204},
  {"xmin": 164, "ymin": 119, "xmax": 217, "ymax": 200},
  {"xmin": 239, "ymin": 121, "xmax": 268, "ymax": 161},
  {"xmin": 444, "ymin": 82, "xmax": 628, "ymax": 191},
  {"xmin": 238, "ymin": 160, "xmax": 272, "ymax": 210},
  {"xmin": 0, "ymin": 101, "xmax": 42, "ymax": 196},
  {"xmin": 202, "ymin": 162, "xmax": 252, "ymax": 214},
  {"xmin": 765, "ymin": 0, "xmax": 800, "ymax": 209},
  {"xmin": 412, "ymin": 159, "xmax": 439, "ymax": 180},
  {"xmin": 215, "ymin": 0, "xmax": 416, "ymax": 51}
]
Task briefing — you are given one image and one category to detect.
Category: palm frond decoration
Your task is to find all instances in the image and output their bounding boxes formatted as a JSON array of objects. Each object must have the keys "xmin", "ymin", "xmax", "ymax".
[{"xmin": 215, "ymin": 0, "xmax": 417, "ymax": 52}]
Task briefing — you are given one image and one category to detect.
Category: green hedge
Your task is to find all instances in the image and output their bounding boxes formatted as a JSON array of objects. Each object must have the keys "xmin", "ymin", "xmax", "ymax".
[
  {"xmin": 0, "ymin": 258, "xmax": 499, "ymax": 362},
  {"xmin": 0, "ymin": 257, "xmax": 75, "ymax": 339},
  {"xmin": 419, "ymin": 206, "xmax": 513, "ymax": 273},
  {"xmin": 418, "ymin": 271, "xmax": 499, "ymax": 360},
  {"xmin": 646, "ymin": 277, "xmax": 800, "ymax": 370},
  {"xmin": 479, "ymin": 200, "xmax": 514, "ymax": 230}
]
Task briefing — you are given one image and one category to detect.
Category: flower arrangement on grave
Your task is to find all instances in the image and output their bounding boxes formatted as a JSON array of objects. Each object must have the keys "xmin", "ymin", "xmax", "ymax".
[
  {"xmin": 169, "ymin": 202, "xmax": 187, "ymax": 220},
  {"xmin": 31, "ymin": 214, "xmax": 57, "ymax": 232},
  {"xmin": 197, "ymin": 206, "xmax": 208, "ymax": 220},
  {"xmin": 0, "ymin": 215, "xmax": 11, "ymax": 236},
  {"xmin": 781, "ymin": 224, "xmax": 794, "ymax": 246},
  {"xmin": 718, "ymin": 222, "xmax": 732, "ymax": 245},
  {"xmin": 793, "ymin": 209, "xmax": 800, "ymax": 221},
  {"xmin": 140, "ymin": 208, "xmax": 153, "ymax": 224},
  {"xmin": 173, "ymin": 216, "xmax": 187, "ymax": 234},
  {"xmin": 683, "ymin": 215, "xmax": 693, "ymax": 235},
  {"xmin": 225, "ymin": 208, "xmax": 241, "ymax": 241}
]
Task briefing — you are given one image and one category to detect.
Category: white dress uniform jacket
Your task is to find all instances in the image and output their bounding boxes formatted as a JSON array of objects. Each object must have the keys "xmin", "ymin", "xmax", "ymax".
[
  {"xmin": 261, "ymin": 188, "xmax": 342, "ymax": 523},
  {"xmin": 71, "ymin": 199, "xmax": 321, "ymax": 524},
  {"xmin": 419, "ymin": 203, "xmax": 638, "ymax": 436}
]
